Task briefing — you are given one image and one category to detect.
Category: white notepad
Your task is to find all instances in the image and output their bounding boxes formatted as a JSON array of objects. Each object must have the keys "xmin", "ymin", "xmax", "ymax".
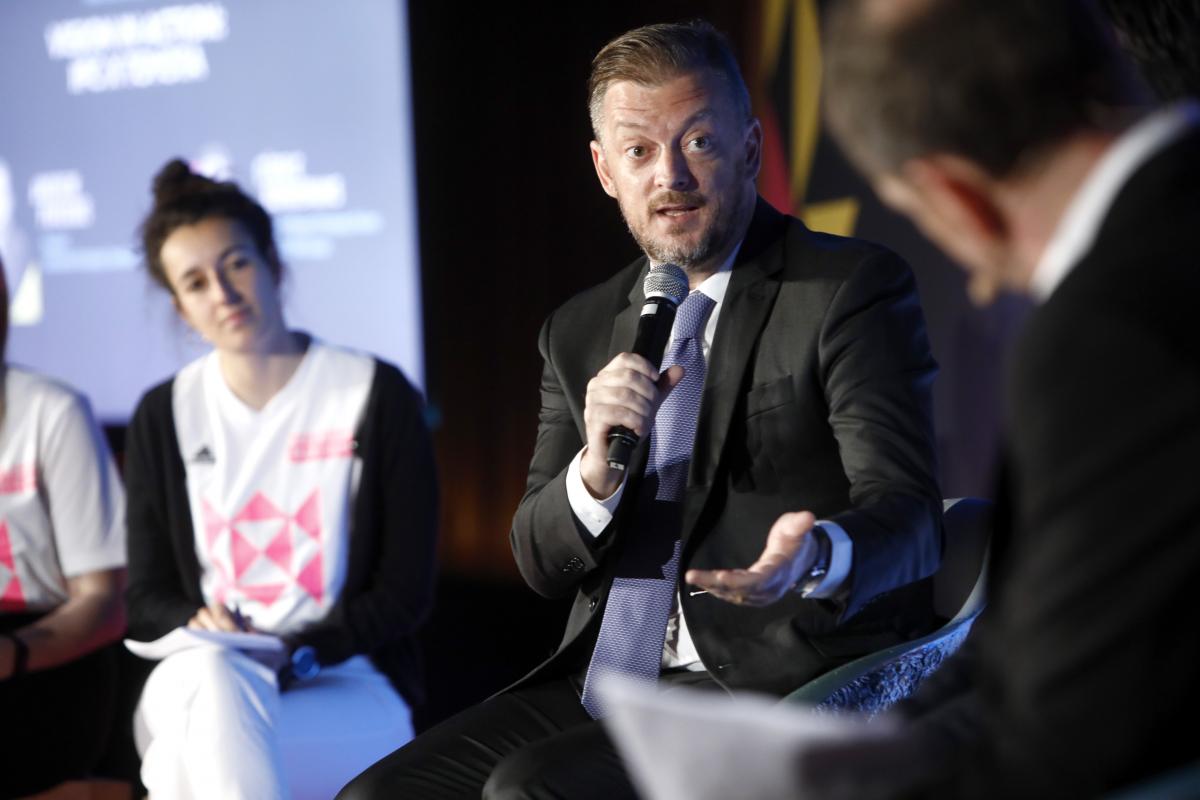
[
  {"xmin": 125, "ymin": 627, "xmax": 285, "ymax": 661},
  {"xmin": 597, "ymin": 674, "xmax": 895, "ymax": 800}
]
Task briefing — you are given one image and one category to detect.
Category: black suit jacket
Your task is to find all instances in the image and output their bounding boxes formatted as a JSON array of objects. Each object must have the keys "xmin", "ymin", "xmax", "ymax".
[
  {"xmin": 510, "ymin": 200, "xmax": 943, "ymax": 696},
  {"xmin": 820, "ymin": 126, "xmax": 1200, "ymax": 798}
]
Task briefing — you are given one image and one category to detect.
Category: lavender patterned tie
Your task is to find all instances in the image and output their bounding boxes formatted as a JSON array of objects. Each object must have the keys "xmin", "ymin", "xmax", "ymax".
[{"xmin": 580, "ymin": 290, "xmax": 717, "ymax": 718}]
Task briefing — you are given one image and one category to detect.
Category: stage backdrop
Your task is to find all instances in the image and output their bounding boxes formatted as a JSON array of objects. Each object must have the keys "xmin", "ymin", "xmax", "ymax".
[{"xmin": 0, "ymin": 0, "xmax": 424, "ymax": 420}]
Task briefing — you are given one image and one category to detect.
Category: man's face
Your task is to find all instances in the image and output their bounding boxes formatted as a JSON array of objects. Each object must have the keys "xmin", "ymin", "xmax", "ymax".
[
  {"xmin": 590, "ymin": 71, "xmax": 761, "ymax": 275},
  {"xmin": 161, "ymin": 216, "xmax": 286, "ymax": 353}
]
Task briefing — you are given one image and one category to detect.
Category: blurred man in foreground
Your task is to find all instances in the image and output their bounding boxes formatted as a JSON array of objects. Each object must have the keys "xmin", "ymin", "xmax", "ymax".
[{"xmin": 792, "ymin": 0, "xmax": 1200, "ymax": 795}]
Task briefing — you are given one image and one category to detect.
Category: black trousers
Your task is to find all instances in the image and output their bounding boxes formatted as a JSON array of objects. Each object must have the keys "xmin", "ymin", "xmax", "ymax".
[
  {"xmin": 336, "ymin": 669, "xmax": 719, "ymax": 800},
  {"xmin": 0, "ymin": 612, "xmax": 117, "ymax": 799}
]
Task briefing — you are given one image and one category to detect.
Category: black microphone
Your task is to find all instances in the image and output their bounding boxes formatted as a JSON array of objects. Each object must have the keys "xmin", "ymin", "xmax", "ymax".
[{"xmin": 606, "ymin": 263, "xmax": 689, "ymax": 471}]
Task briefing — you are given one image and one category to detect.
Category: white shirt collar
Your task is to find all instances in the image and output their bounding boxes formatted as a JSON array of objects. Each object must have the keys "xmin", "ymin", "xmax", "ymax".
[
  {"xmin": 650, "ymin": 241, "xmax": 741, "ymax": 351},
  {"xmin": 693, "ymin": 243, "xmax": 738, "ymax": 304},
  {"xmin": 1031, "ymin": 102, "xmax": 1200, "ymax": 302}
]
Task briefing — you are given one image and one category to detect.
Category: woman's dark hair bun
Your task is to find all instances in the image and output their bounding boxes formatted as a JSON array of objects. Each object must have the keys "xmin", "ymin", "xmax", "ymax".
[
  {"xmin": 151, "ymin": 158, "xmax": 214, "ymax": 207},
  {"xmin": 140, "ymin": 156, "xmax": 279, "ymax": 292}
]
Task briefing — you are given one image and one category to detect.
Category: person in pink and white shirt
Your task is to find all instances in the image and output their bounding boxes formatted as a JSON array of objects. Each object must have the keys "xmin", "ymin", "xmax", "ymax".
[
  {"xmin": 0, "ymin": 256, "xmax": 128, "ymax": 798},
  {"xmin": 124, "ymin": 160, "xmax": 438, "ymax": 800}
]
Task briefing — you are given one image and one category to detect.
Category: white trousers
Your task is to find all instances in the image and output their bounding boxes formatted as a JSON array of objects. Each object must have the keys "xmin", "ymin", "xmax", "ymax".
[{"xmin": 135, "ymin": 647, "xmax": 412, "ymax": 800}]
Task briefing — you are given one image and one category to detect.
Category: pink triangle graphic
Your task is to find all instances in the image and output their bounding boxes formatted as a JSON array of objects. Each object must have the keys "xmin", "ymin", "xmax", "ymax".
[
  {"xmin": 0, "ymin": 574, "xmax": 25, "ymax": 609},
  {"xmin": 235, "ymin": 492, "xmax": 285, "ymax": 523},
  {"xmin": 201, "ymin": 500, "xmax": 227, "ymax": 551},
  {"xmin": 210, "ymin": 561, "xmax": 232, "ymax": 603},
  {"xmin": 0, "ymin": 521, "xmax": 14, "ymax": 567},
  {"xmin": 265, "ymin": 523, "xmax": 293, "ymax": 573},
  {"xmin": 0, "ymin": 524, "xmax": 25, "ymax": 608},
  {"xmin": 230, "ymin": 529, "xmax": 261, "ymax": 580},
  {"xmin": 210, "ymin": 556, "xmax": 233, "ymax": 604},
  {"xmin": 240, "ymin": 583, "xmax": 287, "ymax": 607},
  {"xmin": 294, "ymin": 491, "xmax": 322, "ymax": 540},
  {"xmin": 296, "ymin": 552, "xmax": 324, "ymax": 601}
]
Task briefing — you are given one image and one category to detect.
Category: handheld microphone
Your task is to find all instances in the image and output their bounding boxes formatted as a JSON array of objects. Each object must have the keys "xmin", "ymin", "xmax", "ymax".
[{"xmin": 606, "ymin": 263, "xmax": 689, "ymax": 471}]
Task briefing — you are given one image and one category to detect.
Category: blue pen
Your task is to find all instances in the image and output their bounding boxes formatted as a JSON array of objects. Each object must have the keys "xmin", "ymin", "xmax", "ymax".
[{"xmin": 230, "ymin": 603, "xmax": 248, "ymax": 632}]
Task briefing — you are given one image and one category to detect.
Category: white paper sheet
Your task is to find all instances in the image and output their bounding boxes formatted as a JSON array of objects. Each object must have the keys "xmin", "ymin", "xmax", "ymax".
[
  {"xmin": 597, "ymin": 674, "xmax": 896, "ymax": 800},
  {"xmin": 125, "ymin": 627, "xmax": 285, "ymax": 661}
]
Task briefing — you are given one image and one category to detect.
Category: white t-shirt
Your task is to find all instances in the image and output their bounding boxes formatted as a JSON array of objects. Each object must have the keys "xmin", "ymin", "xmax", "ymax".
[
  {"xmin": 0, "ymin": 366, "xmax": 126, "ymax": 612},
  {"xmin": 172, "ymin": 340, "xmax": 373, "ymax": 634}
]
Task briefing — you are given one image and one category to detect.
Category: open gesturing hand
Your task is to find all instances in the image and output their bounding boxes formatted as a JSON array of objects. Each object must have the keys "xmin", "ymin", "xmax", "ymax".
[{"xmin": 684, "ymin": 511, "xmax": 819, "ymax": 606}]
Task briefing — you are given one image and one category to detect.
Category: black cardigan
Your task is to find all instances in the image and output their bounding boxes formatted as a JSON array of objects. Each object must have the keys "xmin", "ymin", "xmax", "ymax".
[{"xmin": 123, "ymin": 359, "xmax": 438, "ymax": 706}]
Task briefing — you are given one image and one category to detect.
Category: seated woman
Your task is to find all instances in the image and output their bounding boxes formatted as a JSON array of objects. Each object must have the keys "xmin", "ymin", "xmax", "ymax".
[
  {"xmin": 0, "ymin": 258, "xmax": 128, "ymax": 797},
  {"xmin": 125, "ymin": 159, "xmax": 438, "ymax": 800}
]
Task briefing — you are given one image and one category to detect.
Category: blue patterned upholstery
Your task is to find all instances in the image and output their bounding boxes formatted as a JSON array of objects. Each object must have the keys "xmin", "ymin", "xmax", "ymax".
[
  {"xmin": 811, "ymin": 615, "xmax": 976, "ymax": 719},
  {"xmin": 783, "ymin": 498, "xmax": 992, "ymax": 717}
]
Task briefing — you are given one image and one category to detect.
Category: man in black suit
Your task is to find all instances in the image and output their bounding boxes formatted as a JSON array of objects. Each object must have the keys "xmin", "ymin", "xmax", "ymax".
[
  {"xmin": 340, "ymin": 19, "xmax": 942, "ymax": 799},
  {"xmin": 779, "ymin": 0, "xmax": 1200, "ymax": 796}
]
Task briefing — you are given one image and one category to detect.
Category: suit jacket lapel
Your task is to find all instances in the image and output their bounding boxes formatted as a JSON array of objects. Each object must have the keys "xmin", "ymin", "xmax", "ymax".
[
  {"xmin": 608, "ymin": 260, "xmax": 650, "ymax": 362},
  {"xmin": 684, "ymin": 200, "xmax": 787, "ymax": 539}
]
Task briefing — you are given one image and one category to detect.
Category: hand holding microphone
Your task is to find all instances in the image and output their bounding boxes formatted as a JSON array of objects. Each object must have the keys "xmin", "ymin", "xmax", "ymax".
[{"xmin": 579, "ymin": 264, "xmax": 689, "ymax": 498}]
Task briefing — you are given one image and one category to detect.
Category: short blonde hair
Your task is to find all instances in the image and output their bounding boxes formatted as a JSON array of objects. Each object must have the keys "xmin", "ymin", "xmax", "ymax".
[{"xmin": 588, "ymin": 20, "xmax": 751, "ymax": 140}]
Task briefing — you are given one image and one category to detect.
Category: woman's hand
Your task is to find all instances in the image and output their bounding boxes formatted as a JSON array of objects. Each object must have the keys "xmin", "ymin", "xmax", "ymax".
[{"xmin": 187, "ymin": 603, "xmax": 251, "ymax": 632}]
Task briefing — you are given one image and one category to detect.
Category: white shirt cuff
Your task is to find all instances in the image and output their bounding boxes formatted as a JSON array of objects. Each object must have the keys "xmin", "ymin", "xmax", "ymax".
[
  {"xmin": 801, "ymin": 520, "xmax": 853, "ymax": 598},
  {"xmin": 565, "ymin": 449, "xmax": 627, "ymax": 537}
]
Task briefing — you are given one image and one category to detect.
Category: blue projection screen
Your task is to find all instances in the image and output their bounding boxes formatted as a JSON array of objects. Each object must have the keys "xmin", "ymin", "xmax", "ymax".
[{"xmin": 0, "ymin": 0, "xmax": 423, "ymax": 421}]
